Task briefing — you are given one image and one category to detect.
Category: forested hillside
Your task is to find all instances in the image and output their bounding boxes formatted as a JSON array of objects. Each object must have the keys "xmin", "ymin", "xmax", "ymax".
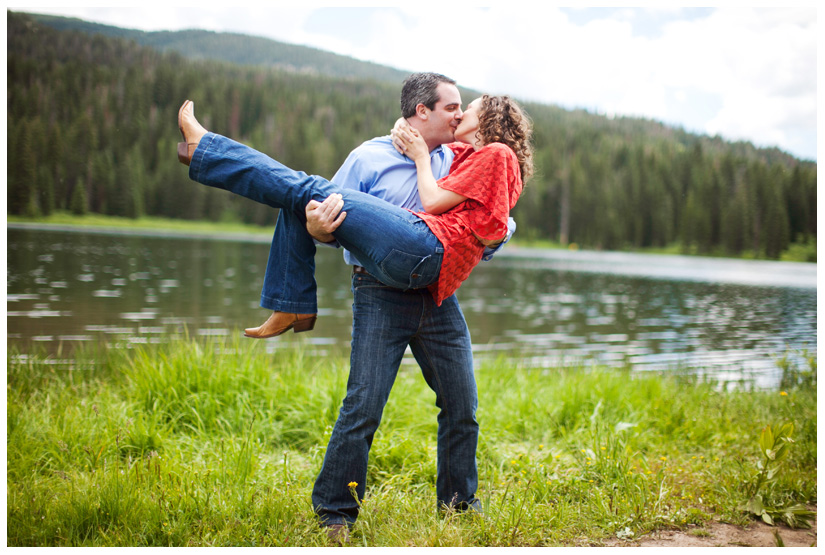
[
  {"xmin": 26, "ymin": 12, "xmax": 412, "ymax": 84},
  {"xmin": 7, "ymin": 11, "xmax": 816, "ymax": 259}
]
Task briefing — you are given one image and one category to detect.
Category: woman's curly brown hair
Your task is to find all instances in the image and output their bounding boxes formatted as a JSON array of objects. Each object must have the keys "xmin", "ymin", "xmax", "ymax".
[{"xmin": 476, "ymin": 95, "xmax": 534, "ymax": 181}]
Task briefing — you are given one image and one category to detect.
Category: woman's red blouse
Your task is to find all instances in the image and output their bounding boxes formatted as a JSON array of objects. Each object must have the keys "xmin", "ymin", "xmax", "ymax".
[{"xmin": 416, "ymin": 142, "xmax": 523, "ymax": 305}]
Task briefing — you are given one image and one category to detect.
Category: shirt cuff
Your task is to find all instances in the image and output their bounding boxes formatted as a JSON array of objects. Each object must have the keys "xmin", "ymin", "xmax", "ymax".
[{"xmin": 481, "ymin": 217, "xmax": 516, "ymax": 261}]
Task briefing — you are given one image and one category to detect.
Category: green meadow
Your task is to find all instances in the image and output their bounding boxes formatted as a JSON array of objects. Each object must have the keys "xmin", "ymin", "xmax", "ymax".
[{"xmin": 7, "ymin": 337, "xmax": 816, "ymax": 546}]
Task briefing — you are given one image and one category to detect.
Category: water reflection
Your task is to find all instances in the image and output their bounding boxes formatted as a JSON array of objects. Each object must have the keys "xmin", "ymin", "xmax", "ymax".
[
  {"xmin": 7, "ymin": 226, "xmax": 817, "ymax": 388},
  {"xmin": 465, "ymin": 257, "xmax": 816, "ymax": 385}
]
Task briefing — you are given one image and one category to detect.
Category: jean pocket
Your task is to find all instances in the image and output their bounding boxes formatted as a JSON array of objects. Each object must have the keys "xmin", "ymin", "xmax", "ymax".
[
  {"xmin": 378, "ymin": 249, "xmax": 440, "ymax": 290},
  {"xmin": 352, "ymin": 273, "xmax": 388, "ymax": 291}
]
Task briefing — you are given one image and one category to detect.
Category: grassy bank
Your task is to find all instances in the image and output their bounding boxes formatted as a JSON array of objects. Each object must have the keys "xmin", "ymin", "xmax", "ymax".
[
  {"xmin": 7, "ymin": 212, "xmax": 817, "ymax": 262},
  {"xmin": 7, "ymin": 212, "xmax": 274, "ymax": 238},
  {"xmin": 7, "ymin": 337, "xmax": 816, "ymax": 546}
]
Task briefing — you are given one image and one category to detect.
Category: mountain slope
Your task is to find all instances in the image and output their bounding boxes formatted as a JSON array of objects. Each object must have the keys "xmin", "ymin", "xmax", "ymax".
[{"xmin": 27, "ymin": 12, "xmax": 412, "ymax": 83}]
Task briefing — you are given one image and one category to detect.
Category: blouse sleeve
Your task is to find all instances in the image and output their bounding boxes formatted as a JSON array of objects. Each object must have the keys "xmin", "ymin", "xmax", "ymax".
[
  {"xmin": 437, "ymin": 143, "xmax": 523, "ymax": 241},
  {"xmin": 447, "ymin": 142, "xmax": 475, "ymax": 170}
]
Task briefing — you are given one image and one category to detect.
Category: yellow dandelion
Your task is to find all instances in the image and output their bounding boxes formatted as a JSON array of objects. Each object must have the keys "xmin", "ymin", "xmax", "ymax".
[
  {"xmin": 780, "ymin": 391, "xmax": 788, "ymax": 396},
  {"xmin": 660, "ymin": 456, "xmax": 667, "ymax": 461},
  {"xmin": 348, "ymin": 481, "xmax": 358, "ymax": 488}
]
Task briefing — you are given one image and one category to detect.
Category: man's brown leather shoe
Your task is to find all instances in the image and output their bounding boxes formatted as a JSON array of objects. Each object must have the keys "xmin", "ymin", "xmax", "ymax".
[
  {"xmin": 325, "ymin": 524, "xmax": 349, "ymax": 545},
  {"xmin": 243, "ymin": 312, "xmax": 317, "ymax": 338}
]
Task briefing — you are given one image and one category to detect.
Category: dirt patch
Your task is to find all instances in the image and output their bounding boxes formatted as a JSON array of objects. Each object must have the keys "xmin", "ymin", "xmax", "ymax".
[{"xmin": 604, "ymin": 510, "xmax": 816, "ymax": 547}]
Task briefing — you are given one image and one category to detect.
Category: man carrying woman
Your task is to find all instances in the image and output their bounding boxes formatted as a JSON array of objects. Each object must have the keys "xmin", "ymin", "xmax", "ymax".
[{"xmin": 177, "ymin": 72, "xmax": 533, "ymax": 542}]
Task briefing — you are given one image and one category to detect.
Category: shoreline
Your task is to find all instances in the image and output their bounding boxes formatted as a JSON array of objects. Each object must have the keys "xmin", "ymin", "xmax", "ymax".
[
  {"xmin": 7, "ymin": 218, "xmax": 817, "ymax": 268},
  {"xmin": 7, "ymin": 220, "xmax": 274, "ymax": 245}
]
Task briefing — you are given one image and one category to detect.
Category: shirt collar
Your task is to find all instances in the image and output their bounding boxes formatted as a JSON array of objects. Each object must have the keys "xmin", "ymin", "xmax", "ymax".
[{"xmin": 395, "ymin": 140, "xmax": 447, "ymax": 163}]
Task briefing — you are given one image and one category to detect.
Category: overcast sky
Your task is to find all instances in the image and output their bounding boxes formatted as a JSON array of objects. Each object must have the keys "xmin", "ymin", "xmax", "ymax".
[{"xmin": 16, "ymin": 4, "xmax": 819, "ymax": 161}]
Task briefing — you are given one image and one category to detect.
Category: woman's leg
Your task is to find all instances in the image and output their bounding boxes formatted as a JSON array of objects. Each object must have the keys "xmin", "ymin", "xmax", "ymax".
[
  {"xmin": 242, "ymin": 208, "xmax": 319, "ymax": 338},
  {"xmin": 332, "ymin": 190, "xmax": 444, "ymax": 291},
  {"xmin": 188, "ymin": 132, "xmax": 324, "ymax": 338},
  {"xmin": 260, "ymin": 209, "xmax": 319, "ymax": 314},
  {"xmin": 179, "ymin": 109, "xmax": 443, "ymax": 322},
  {"xmin": 190, "ymin": 132, "xmax": 336, "ymax": 216},
  {"xmin": 189, "ymin": 132, "xmax": 444, "ymax": 291}
]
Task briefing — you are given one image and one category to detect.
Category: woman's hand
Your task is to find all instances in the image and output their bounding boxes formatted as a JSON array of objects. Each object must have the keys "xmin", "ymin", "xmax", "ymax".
[
  {"xmin": 391, "ymin": 118, "xmax": 467, "ymax": 214},
  {"xmin": 399, "ymin": 128, "xmax": 429, "ymax": 162},
  {"xmin": 390, "ymin": 118, "xmax": 412, "ymax": 155},
  {"xmin": 391, "ymin": 120, "xmax": 428, "ymax": 161}
]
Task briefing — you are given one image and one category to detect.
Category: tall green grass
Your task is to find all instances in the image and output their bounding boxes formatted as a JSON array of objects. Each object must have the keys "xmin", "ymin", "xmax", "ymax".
[{"xmin": 7, "ymin": 338, "xmax": 816, "ymax": 546}]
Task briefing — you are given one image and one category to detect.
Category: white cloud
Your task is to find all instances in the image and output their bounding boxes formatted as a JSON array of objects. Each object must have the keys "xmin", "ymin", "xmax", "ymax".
[{"xmin": 651, "ymin": 7, "xmax": 816, "ymax": 153}]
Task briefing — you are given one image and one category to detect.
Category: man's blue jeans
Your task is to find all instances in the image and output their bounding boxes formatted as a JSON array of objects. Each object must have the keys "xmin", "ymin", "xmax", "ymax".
[
  {"xmin": 311, "ymin": 272, "xmax": 479, "ymax": 526},
  {"xmin": 190, "ymin": 133, "xmax": 444, "ymax": 310}
]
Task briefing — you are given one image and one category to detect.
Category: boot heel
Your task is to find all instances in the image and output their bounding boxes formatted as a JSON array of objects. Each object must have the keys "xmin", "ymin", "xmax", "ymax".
[
  {"xmin": 293, "ymin": 316, "xmax": 317, "ymax": 333},
  {"xmin": 178, "ymin": 142, "xmax": 191, "ymax": 166}
]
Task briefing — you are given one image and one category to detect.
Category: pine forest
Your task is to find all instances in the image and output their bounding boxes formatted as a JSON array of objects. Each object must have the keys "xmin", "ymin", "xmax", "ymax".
[{"xmin": 7, "ymin": 11, "xmax": 817, "ymax": 260}]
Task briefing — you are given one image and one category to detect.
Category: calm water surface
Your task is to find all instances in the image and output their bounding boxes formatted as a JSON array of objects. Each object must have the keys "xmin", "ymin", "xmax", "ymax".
[{"xmin": 7, "ymin": 225, "xmax": 817, "ymax": 388}]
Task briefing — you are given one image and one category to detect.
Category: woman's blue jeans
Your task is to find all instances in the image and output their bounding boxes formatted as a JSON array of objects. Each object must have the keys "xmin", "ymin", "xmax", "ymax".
[{"xmin": 189, "ymin": 133, "xmax": 444, "ymax": 312}]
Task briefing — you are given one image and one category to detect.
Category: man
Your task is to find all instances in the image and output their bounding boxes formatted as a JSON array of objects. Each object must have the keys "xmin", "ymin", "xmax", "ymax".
[{"xmin": 271, "ymin": 73, "xmax": 513, "ymax": 541}]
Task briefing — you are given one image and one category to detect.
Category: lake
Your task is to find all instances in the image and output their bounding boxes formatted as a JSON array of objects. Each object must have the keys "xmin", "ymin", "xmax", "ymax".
[{"xmin": 6, "ymin": 225, "xmax": 817, "ymax": 388}]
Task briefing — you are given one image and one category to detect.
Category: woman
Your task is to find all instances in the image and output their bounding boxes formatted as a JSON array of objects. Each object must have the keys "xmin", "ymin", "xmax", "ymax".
[{"xmin": 177, "ymin": 94, "xmax": 533, "ymax": 337}]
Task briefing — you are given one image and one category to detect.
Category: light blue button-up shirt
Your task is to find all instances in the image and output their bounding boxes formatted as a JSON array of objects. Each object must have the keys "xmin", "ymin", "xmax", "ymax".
[{"xmin": 329, "ymin": 136, "xmax": 514, "ymax": 266}]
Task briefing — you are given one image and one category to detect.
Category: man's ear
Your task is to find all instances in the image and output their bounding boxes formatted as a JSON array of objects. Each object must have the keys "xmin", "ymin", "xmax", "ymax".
[{"xmin": 415, "ymin": 103, "xmax": 429, "ymax": 120}]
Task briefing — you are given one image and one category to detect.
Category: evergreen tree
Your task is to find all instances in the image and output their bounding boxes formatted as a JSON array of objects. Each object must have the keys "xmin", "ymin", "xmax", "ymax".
[
  {"xmin": 36, "ymin": 166, "xmax": 56, "ymax": 216},
  {"xmin": 70, "ymin": 178, "xmax": 88, "ymax": 216}
]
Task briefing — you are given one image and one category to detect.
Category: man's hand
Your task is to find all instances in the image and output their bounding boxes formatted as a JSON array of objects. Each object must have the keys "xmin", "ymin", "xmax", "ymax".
[{"xmin": 306, "ymin": 193, "xmax": 346, "ymax": 243}]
